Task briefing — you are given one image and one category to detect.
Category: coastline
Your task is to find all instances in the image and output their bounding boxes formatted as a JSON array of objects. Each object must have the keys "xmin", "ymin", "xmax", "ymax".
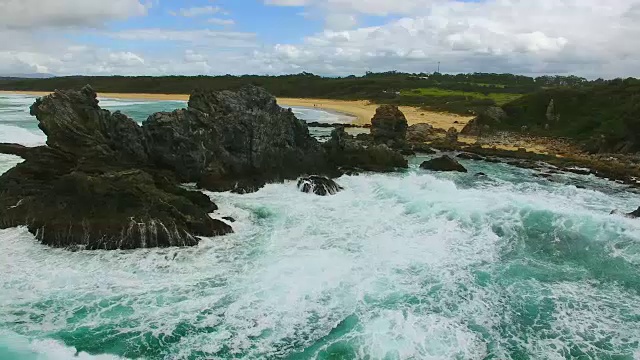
[{"xmin": 0, "ymin": 90, "xmax": 474, "ymax": 130}]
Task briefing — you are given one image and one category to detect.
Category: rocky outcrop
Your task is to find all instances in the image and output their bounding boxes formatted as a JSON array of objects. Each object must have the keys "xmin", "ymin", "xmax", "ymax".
[
  {"xmin": 297, "ymin": 176, "xmax": 343, "ymax": 196},
  {"xmin": 406, "ymin": 123, "xmax": 438, "ymax": 143},
  {"xmin": 370, "ymin": 105, "xmax": 408, "ymax": 149},
  {"xmin": 325, "ymin": 127, "xmax": 408, "ymax": 172},
  {"xmin": 0, "ymin": 86, "xmax": 232, "ymax": 250},
  {"xmin": 461, "ymin": 106, "xmax": 507, "ymax": 136},
  {"xmin": 144, "ymin": 86, "xmax": 329, "ymax": 193},
  {"xmin": 0, "ymin": 85, "xmax": 415, "ymax": 250},
  {"xmin": 420, "ymin": 155, "xmax": 468, "ymax": 173}
]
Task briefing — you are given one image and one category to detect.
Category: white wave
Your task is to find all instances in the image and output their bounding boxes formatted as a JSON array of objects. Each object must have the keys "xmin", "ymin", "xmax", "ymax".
[
  {"xmin": 0, "ymin": 167, "xmax": 638, "ymax": 358},
  {"xmin": 288, "ymin": 106, "xmax": 356, "ymax": 124},
  {"xmin": 0, "ymin": 124, "xmax": 46, "ymax": 146},
  {"xmin": 0, "ymin": 330, "xmax": 130, "ymax": 360},
  {"xmin": 98, "ymin": 98, "xmax": 185, "ymax": 108}
]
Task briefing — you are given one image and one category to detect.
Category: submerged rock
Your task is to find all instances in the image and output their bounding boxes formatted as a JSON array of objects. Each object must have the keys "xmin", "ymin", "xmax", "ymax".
[
  {"xmin": 420, "ymin": 155, "xmax": 468, "ymax": 173},
  {"xmin": 370, "ymin": 105, "xmax": 408, "ymax": 149},
  {"xmin": 297, "ymin": 176, "xmax": 343, "ymax": 196}
]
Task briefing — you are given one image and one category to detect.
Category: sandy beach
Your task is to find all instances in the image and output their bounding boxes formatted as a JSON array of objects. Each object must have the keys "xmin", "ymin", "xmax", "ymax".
[{"xmin": 1, "ymin": 91, "xmax": 474, "ymax": 131}]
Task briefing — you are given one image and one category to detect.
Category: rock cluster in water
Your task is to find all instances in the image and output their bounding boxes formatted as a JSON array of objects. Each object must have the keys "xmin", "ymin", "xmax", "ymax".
[{"xmin": 0, "ymin": 85, "xmax": 407, "ymax": 250}]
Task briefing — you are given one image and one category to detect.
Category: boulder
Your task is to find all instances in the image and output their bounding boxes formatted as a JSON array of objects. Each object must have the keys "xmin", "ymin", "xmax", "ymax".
[
  {"xmin": 406, "ymin": 123, "xmax": 437, "ymax": 143},
  {"xmin": 370, "ymin": 105, "xmax": 408, "ymax": 148},
  {"xmin": 461, "ymin": 106, "xmax": 507, "ymax": 136},
  {"xmin": 297, "ymin": 176, "xmax": 343, "ymax": 196},
  {"xmin": 420, "ymin": 155, "xmax": 467, "ymax": 173},
  {"xmin": 325, "ymin": 127, "xmax": 408, "ymax": 172}
]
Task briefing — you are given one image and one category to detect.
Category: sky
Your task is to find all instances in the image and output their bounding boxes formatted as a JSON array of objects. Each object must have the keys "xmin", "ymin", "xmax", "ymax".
[{"xmin": 0, "ymin": 0, "xmax": 639, "ymax": 78}]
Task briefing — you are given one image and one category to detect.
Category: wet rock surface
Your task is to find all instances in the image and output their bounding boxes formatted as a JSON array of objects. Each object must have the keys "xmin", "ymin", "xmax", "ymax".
[
  {"xmin": 297, "ymin": 176, "xmax": 343, "ymax": 196},
  {"xmin": 420, "ymin": 155, "xmax": 468, "ymax": 173},
  {"xmin": 325, "ymin": 127, "xmax": 408, "ymax": 172}
]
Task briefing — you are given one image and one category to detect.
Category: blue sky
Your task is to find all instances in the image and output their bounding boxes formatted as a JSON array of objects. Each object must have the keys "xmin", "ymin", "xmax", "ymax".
[{"xmin": 0, "ymin": 0, "xmax": 639, "ymax": 78}]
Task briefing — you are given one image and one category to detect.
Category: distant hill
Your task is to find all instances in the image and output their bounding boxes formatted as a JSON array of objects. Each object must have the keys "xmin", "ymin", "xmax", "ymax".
[
  {"xmin": 0, "ymin": 73, "xmax": 55, "ymax": 79},
  {"xmin": 477, "ymin": 78, "xmax": 640, "ymax": 153}
]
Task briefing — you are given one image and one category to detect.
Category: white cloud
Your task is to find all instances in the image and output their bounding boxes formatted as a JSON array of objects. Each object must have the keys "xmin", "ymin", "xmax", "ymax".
[
  {"xmin": 169, "ymin": 6, "xmax": 221, "ymax": 17},
  {"xmin": 1, "ymin": 0, "xmax": 640, "ymax": 78},
  {"xmin": 0, "ymin": 0, "xmax": 147, "ymax": 29},
  {"xmin": 208, "ymin": 18, "xmax": 235, "ymax": 26},
  {"xmin": 106, "ymin": 29, "xmax": 257, "ymax": 47},
  {"xmin": 258, "ymin": 0, "xmax": 640, "ymax": 78}
]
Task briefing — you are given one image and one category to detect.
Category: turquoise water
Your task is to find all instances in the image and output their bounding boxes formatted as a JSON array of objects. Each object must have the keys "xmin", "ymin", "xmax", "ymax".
[{"xmin": 1, "ymin": 94, "xmax": 639, "ymax": 359}]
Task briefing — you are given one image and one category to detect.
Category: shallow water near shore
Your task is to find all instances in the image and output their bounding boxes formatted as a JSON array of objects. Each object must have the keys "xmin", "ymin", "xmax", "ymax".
[{"xmin": 1, "ymin": 94, "xmax": 640, "ymax": 359}]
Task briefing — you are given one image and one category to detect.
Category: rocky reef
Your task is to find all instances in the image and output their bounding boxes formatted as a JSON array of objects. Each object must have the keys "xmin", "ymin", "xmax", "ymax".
[{"xmin": 0, "ymin": 85, "xmax": 408, "ymax": 250}]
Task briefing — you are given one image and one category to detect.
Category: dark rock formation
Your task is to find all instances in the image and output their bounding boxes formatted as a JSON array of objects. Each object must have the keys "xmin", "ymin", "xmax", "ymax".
[
  {"xmin": 0, "ymin": 85, "xmax": 416, "ymax": 250},
  {"xmin": 325, "ymin": 127, "xmax": 408, "ymax": 172},
  {"xmin": 0, "ymin": 86, "xmax": 232, "ymax": 250},
  {"xmin": 626, "ymin": 207, "xmax": 640, "ymax": 218},
  {"xmin": 406, "ymin": 123, "xmax": 438, "ymax": 143},
  {"xmin": 420, "ymin": 155, "xmax": 468, "ymax": 173},
  {"xmin": 370, "ymin": 105, "xmax": 408, "ymax": 149},
  {"xmin": 297, "ymin": 176, "xmax": 343, "ymax": 196},
  {"xmin": 145, "ymin": 86, "xmax": 329, "ymax": 192}
]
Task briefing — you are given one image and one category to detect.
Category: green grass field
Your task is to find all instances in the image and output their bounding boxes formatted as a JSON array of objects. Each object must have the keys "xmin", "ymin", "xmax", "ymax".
[{"xmin": 401, "ymin": 87, "xmax": 522, "ymax": 105}]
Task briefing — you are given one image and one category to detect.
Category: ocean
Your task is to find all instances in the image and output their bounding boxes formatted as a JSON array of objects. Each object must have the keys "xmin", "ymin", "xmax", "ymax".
[{"xmin": 0, "ymin": 94, "xmax": 639, "ymax": 359}]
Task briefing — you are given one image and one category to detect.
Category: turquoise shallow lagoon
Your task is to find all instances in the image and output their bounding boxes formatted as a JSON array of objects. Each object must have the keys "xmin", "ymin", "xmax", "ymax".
[{"xmin": 0, "ymin": 94, "xmax": 639, "ymax": 359}]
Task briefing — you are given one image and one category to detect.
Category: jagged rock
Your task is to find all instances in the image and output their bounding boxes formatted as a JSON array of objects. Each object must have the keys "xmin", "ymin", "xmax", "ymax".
[
  {"xmin": 406, "ymin": 123, "xmax": 437, "ymax": 143},
  {"xmin": 31, "ymin": 85, "xmax": 149, "ymax": 166},
  {"xmin": 0, "ymin": 87, "xmax": 233, "ymax": 250},
  {"xmin": 0, "ymin": 85, "xmax": 415, "ymax": 250},
  {"xmin": 325, "ymin": 127, "xmax": 408, "ymax": 172},
  {"xmin": 370, "ymin": 105, "xmax": 408, "ymax": 149},
  {"xmin": 297, "ymin": 176, "xmax": 343, "ymax": 196},
  {"xmin": 420, "ymin": 155, "xmax": 467, "ymax": 173},
  {"xmin": 145, "ymin": 86, "xmax": 329, "ymax": 192},
  {"xmin": 222, "ymin": 216, "xmax": 236, "ymax": 222}
]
